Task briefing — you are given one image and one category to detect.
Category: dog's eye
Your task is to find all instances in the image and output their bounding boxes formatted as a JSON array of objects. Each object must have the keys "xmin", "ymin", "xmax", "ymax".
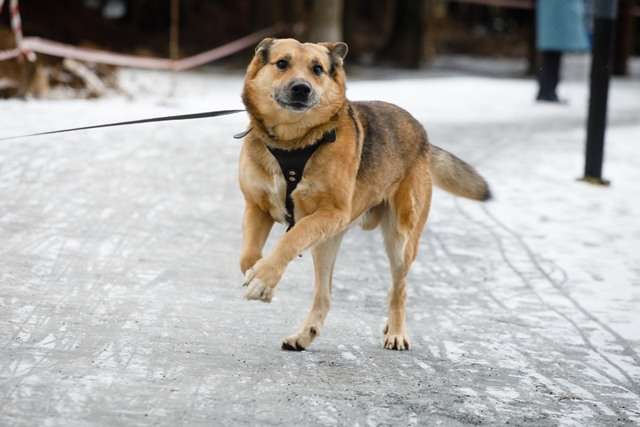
[
  {"xmin": 312, "ymin": 64, "xmax": 324, "ymax": 76},
  {"xmin": 276, "ymin": 59, "xmax": 288, "ymax": 70}
]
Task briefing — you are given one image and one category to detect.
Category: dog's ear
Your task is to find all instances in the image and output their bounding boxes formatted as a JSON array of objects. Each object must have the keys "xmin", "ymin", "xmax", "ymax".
[
  {"xmin": 319, "ymin": 42, "xmax": 349, "ymax": 76},
  {"xmin": 255, "ymin": 38, "xmax": 274, "ymax": 63},
  {"xmin": 320, "ymin": 42, "xmax": 349, "ymax": 61}
]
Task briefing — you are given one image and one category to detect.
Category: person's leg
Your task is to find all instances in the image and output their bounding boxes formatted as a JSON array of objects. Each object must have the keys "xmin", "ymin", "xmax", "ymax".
[{"xmin": 537, "ymin": 50, "xmax": 562, "ymax": 102}]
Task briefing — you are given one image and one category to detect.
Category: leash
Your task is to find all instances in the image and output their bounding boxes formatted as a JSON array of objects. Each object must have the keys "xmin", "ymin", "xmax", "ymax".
[{"xmin": 0, "ymin": 109, "xmax": 246, "ymax": 142}]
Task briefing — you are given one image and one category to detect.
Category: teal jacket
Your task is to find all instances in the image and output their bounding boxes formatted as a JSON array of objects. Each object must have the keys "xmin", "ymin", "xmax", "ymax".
[{"xmin": 536, "ymin": 0, "xmax": 590, "ymax": 52}]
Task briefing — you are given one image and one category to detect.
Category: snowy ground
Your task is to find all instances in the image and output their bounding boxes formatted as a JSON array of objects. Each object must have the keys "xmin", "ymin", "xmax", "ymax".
[{"xmin": 1, "ymin": 55, "xmax": 639, "ymax": 426}]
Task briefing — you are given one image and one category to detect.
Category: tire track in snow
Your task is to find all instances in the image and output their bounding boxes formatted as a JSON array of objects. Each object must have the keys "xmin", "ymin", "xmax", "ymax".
[
  {"xmin": 430, "ymin": 201, "xmax": 636, "ymax": 421},
  {"xmin": 481, "ymin": 204, "xmax": 640, "ymax": 369},
  {"xmin": 453, "ymin": 200, "xmax": 640, "ymax": 397}
]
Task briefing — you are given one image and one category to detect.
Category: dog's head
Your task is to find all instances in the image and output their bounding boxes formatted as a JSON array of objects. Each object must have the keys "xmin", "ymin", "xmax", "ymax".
[{"xmin": 242, "ymin": 38, "xmax": 348, "ymax": 137}]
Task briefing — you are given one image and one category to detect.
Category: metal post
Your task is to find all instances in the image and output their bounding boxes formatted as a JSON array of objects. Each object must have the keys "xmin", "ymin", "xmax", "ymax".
[
  {"xmin": 170, "ymin": 0, "xmax": 180, "ymax": 62},
  {"xmin": 582, "ymin": 0, "xmax": 618, "ymax": 185},
  {"xmin": 168, "ymin": 0, "xmax": 180, "ymax": 98}
]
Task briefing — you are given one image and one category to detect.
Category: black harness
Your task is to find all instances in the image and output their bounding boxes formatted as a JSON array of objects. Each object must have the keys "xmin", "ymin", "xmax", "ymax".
[{"xmin": 267, "ymin": 129, "xmax": 336, "ymax": 230}]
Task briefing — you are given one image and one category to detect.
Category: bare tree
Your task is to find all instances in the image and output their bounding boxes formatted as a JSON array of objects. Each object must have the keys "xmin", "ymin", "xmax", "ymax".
[
  {"xmin": 307, "ymin": 0, "xmax": 343, "ymax": 42},
  {"xmin": 381, "ymin": 0, "xmax": 426, "ymax": 68}
]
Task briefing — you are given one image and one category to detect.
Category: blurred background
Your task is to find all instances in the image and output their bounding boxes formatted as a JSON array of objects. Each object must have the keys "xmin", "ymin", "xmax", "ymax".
[{"xmin": 1, "ymin": 0, "xmax": 639, "ymax": 98}]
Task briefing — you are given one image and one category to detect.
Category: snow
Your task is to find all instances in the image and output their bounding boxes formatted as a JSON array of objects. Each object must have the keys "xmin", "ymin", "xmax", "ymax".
[{"xmin": 0, "ymin": 56, "xmax": 639, "ymax": 425}]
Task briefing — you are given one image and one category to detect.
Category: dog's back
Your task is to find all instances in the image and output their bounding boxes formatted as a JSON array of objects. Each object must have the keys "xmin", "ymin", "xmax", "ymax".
[
  {"xmin": 352, "ymin": 100, "xmax": 491, "ymax": 202},
  {"xmin": 352, "ymin": 101, "xmax": 428, "ymax": 182}
]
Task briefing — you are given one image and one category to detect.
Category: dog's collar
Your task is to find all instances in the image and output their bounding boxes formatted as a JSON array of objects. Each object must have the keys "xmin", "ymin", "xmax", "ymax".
[{"xmin": 266, "ymin": 129, "xmax": 336, "ymax": 230}]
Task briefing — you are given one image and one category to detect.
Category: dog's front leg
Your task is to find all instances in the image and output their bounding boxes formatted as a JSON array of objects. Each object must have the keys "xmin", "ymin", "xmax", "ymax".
[
  {"xmin": 243, "ymin": 208, "xmax": 349, "ymax": 302},
  {"xmin": 240, "ymin": 201, "xmax": 274, "ymax": 274}
]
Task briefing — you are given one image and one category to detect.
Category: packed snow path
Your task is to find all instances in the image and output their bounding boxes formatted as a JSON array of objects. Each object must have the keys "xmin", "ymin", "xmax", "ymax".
[{"xmin": 1, "ymin": 60, "xmax": 639, "ymax": 426}]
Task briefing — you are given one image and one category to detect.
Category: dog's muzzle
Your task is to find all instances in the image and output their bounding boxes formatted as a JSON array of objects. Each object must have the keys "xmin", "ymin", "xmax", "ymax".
[{"xmin": 275, "ymin": 79, "xmax": 318, "ymax": 111}]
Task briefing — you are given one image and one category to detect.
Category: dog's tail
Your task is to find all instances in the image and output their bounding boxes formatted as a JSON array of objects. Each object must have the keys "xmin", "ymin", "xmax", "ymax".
[{"xmin": 430, "ymin": 145, "xmax": 491, "ymax": 201}]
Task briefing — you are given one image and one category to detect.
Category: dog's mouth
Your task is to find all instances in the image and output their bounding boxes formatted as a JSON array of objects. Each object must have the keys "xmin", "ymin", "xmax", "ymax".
[
  {"xmin": 274, "ymin": 93, "xmax": 318, "ymax": 112},
  {"xmin": 279, "ymin": 100, "xmax": 310, "ymax": 111}
]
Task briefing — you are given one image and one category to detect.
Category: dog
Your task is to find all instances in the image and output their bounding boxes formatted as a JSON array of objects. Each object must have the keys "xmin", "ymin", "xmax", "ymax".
[{"xmin": 239, "ymin": 38, "xmax": 490, "ymax": 351}]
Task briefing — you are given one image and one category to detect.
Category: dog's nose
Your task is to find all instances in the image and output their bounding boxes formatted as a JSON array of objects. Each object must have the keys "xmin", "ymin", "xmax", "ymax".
[{"xmin": 290, "ymin": 81, "xmax": 311, "ymax": 99}]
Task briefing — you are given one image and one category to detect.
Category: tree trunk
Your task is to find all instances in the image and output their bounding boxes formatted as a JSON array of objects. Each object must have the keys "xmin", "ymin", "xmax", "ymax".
[
  {"xmin": 526, "ymin": 6, "xmax": 537, "ymax": 76},
  {"xmin": 381, "ymin": 0, "xmax": 426, "ymax": 68},
  {"xmin": 307, "ymin": 0, "xmax": 344, "ymax": 42}
]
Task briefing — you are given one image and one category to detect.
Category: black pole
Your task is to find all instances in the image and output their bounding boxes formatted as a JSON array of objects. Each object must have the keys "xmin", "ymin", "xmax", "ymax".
[{"xmin": 583, "ymin": 0, "xmax": 618, "ymax": 185}]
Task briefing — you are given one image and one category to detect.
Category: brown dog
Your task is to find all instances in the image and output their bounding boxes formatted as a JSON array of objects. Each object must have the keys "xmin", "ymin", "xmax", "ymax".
[{"xmin": 239, "ymin": 38, "xmax": 490, "ymax": 351}]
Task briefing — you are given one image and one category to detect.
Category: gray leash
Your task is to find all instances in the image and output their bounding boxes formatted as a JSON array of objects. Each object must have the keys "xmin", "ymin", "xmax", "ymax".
[{"xmin": 0, "ymin": 109, "xmax": 246, "ymax": 142}]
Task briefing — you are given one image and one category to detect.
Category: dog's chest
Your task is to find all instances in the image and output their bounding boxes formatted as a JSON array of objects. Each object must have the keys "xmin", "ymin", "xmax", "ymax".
[
  {"xmin": 265, "ymin": 173, "xmax": 288, "ymax": 223},
  {"xmin": 263, "ymin": 172, "xmax": 316, "ymax": 225},
  {"xmin": 263, "ymin": 134, "xmax": 334, "ymax": 228}
]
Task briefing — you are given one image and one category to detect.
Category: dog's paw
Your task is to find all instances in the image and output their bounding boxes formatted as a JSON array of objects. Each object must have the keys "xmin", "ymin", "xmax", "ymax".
[
  {"xmin": 281, "ymin": 326, "xmax": 319, "ymax": 351},
  {"xmin": 384, "ymin": 334, "xmax": 410, "ymax": 351},
  {"xmin": 243, "ymin": 273, "xmax": 274, "ymax": 303},
  {"xmin": 383, "ymin": 325, "xmax": 410, "ymax": 351},
  {"xmin": 242, "ymin": 258, "xmax": 284, "ymax": 302}
]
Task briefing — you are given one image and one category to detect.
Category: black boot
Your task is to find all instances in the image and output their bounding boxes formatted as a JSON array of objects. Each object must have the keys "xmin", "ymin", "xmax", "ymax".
[{"xmin": 536, "ymin": 50, "xmax": 563, "ymax": 102}]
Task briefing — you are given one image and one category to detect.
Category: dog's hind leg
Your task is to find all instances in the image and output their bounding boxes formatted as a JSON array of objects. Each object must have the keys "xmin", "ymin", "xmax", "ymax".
[
  {"xmin": 281, "ymin": 231, "xmax": 345, "ymax": 351},
  {"xmin": 381, "ymin": 159, "xmax": 432, "ymax": 350}
]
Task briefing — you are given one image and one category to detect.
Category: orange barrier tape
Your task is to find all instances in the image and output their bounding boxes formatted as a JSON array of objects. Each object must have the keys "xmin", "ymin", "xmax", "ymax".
[
  {"xmin": 21, "ymin": 37, "xmax": 173, "ymax": 68},
  {"xmin": 0, "ymin": 47, "xmax": 21, "ymax": 61},
  {"xmin": 172, "ymin": 25, "xmax": 284, "ymax": 71},
  {"xmin": 0, "ymin": 24, "xmax": 284, "ymax": 69}
]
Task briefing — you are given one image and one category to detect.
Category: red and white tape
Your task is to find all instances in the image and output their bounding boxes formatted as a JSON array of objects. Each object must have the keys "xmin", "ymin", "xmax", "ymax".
[
  {"xmin": 0, "ymin": 0, "xmax": 36, "ymax": 61},
  {"xmin": 0, "ymin": 19, "xmax": 282, "ymax": 70}
]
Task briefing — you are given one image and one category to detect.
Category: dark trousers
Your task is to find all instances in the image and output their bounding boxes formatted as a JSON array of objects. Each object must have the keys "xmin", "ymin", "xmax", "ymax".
[{"xmin": 537, "ymin": 50, "xmax": 562, "ymax": 101}]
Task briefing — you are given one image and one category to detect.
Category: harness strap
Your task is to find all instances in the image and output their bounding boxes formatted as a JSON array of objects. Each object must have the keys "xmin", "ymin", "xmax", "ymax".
[{"xmin": 267, "ymin": 129, "xmax": 336, "ymax": 230}]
